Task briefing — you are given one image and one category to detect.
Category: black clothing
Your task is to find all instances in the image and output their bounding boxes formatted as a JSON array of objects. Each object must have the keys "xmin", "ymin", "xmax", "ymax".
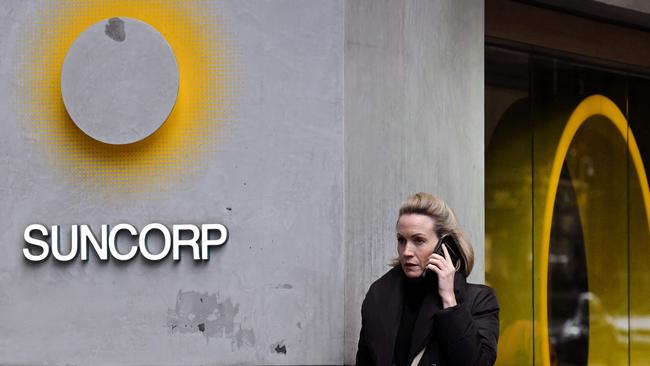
[
  {"xmin": 393, "ymin": 277, "xmax": 428, "ymax": 366},
  {"xmin": 356, "ymin": 267, "xmax": 499, "ymax": 366}
]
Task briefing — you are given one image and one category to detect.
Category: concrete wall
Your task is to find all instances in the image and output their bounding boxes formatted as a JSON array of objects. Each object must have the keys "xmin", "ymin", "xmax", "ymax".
[
  {"xmin": 1, "ymin": 0, "xmax": 486, "ymax": 364},
  {"xmin": 1, "ymin": 1, "xmax": 344, "ymax": 365},
  {"xmin": 343, "ymin": 0, "xmax": 485, "ymax": 363}
]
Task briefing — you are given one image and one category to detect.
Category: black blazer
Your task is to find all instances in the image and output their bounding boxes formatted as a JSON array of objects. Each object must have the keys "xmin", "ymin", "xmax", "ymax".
[{"xmin": 356, "ymin": 267, "xmax": 499, "ymax": 366}]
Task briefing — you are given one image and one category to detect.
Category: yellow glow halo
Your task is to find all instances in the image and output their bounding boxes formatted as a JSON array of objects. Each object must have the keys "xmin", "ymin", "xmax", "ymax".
[{"xmin": 19, "ymin": 0, "xmax": 238, "ymax": 194}]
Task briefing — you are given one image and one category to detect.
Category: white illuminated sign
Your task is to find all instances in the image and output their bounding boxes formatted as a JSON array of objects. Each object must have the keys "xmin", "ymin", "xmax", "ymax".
[{"xmin": 23, "ymin": 223, "xmax": 228, "ymax": 262}]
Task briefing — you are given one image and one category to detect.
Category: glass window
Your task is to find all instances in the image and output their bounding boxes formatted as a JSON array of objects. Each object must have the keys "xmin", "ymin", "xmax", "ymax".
[{"xmin": 486, "ymin": 45, "xmax": 650, "ymax": 366}]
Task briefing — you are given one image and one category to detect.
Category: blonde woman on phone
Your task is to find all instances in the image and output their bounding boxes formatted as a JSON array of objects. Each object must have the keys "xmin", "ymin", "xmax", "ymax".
[{"xmin": 356, "ymin": 193, "xmax": 499, "ymax": 366}]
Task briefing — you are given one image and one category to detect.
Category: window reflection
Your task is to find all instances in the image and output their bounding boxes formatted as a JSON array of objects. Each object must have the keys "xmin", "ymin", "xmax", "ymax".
[
  {"xmin": 548, "ymin": 165, "xmax": 588, "ymax": 366},
  {"xmin": 486, "ymin": 45, "xmax": 650, "ymax": 366}
]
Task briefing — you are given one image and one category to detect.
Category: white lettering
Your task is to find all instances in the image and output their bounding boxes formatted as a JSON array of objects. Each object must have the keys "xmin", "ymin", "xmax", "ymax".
[
  {"xmin": 51, "ymin": 225, "xmax": 78, "ymax": 261},
  {"xmin": 23, "ymin": 224, "xmax": 50, "ymax": 261},
  {"xmin": 139, "ymin": 223, "xmax": 171, "ymax": 261},
  {"xmin": 201, "ymin": 224, "xmax": 228, "ymax": 259},
  {"xmin": 22, "ymin": 223, "xmax": 227, "ymax": 262},
  {"xmin": 109, "ymin": 224, "xmax": 138, "ymax": 261},
  {"xmin": 80, "ymin": 225, "xmax": 108, "ymax": 261},
  {"xmin": 173, "ymin": 224, "xmax": 201, "ymax": 261}
]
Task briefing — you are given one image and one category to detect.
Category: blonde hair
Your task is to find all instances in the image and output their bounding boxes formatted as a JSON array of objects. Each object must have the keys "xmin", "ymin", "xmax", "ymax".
[{"xmin": 392, "ymin": 192, "xmax": 474, "ymax": 276}]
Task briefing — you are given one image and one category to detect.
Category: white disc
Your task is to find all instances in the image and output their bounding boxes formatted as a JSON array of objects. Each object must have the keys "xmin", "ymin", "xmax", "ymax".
[{"xmin": 61, "ymin": 17, "xmax": 179, "ymax": 145}]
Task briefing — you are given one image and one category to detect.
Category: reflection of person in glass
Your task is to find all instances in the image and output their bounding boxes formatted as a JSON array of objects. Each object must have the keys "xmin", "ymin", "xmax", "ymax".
[{"xmin": 356, "ymin": 193, "xmax": 500, "ymax": 366}]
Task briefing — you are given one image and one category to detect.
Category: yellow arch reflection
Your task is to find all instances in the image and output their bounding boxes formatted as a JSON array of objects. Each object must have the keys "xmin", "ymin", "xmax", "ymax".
[
  {"xmin": 538, "ymin": 95, "xmax": 650, "ymax": 366},
  {"xmin": 487, "ymin": 94, "xmax": 650, "ymax": 366}
]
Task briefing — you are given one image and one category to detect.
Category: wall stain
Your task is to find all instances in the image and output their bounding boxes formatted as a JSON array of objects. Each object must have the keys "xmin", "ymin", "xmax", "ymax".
[
  {"xmin": 167, "ymin": 290, "xmax": 255, "ymax": 348},
  {"xmin": 234, "ymin": 326, "xmax": 256, "ymax": 348},
  {"xmin": 271, "ymin": 340, "xmax": 287, "ymax": 355},
  {"xmin": 104, "ymin": 17, "xmax": 125, "ymax": 42},
  {"xmin": 275, "ymin": 283, "xmax": 293, "ymax": 289}
]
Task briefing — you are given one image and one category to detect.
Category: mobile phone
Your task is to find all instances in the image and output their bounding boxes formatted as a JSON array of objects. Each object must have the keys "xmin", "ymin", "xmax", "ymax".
[{"xmin": 433, "ymin": 234, "xmax": 462, "ymax": 272}]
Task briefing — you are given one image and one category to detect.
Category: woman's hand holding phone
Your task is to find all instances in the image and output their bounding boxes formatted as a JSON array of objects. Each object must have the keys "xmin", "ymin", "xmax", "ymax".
[{"xmin": 427, "ymin": 243, "xmax": 457, "ymax": 308}]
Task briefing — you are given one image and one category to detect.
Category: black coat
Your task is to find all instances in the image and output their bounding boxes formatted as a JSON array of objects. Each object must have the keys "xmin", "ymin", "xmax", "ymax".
[{"xmin": 356, "ymin": 267, "xmax": 499, "ymax": 366}]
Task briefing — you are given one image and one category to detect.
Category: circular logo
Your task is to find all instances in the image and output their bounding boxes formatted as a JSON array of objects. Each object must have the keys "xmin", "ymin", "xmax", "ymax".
[{"xmin": 61, "ymin": 17, "xmax": 179, "ymax": 145}]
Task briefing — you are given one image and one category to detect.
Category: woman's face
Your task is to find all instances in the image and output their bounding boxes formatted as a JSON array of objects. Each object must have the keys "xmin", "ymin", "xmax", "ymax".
[{"xmin": 397, "ymin": 213, "xmax": 439, "ymax": 278}]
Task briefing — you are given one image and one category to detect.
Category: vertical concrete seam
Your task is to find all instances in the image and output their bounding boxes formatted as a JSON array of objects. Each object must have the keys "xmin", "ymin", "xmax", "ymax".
[
  {"xmin": 341, "ymin": 0, "xmax": 348, "ymax": 363},
  {"xmin": 342, "ymin": 0, "xmax": 351, "ymax": 363}
]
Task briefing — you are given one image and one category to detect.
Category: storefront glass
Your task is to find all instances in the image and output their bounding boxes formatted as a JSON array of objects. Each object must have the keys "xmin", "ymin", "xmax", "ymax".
[{"xmin": 486, "ymin": 45, "xmax": 650, "ymax": 366}]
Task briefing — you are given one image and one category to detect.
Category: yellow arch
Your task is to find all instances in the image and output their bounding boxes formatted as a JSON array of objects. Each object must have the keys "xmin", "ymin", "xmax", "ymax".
[{"xmin": 538, "ymin": 94, "xmax": 650, "ymax": 366}]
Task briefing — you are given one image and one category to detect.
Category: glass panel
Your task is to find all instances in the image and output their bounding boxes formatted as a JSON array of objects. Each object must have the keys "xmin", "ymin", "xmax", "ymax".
[
  {"xmin": 564, "ymin": 115, "xmax": 629, "ymax": 366},
  {"xmin": 531, "ymin": 58, "xmax": 629, "ymax": 366},
  {"xmin": 485, "ymin": 46, "xmax": 533, "ymax": 366},
  {"xmin": 628, "ymin": 77, "xmax": 650, "ymax": 366},
  {"xmin": 486, "ymin": 47, "xmax": 650, "ymax": 366},
  {"xmin": 548, "ymin": 164, "xmax": 588, "ymax": 366}
]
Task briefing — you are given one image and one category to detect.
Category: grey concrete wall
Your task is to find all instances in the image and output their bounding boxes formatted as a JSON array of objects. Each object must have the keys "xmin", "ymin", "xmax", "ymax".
[
  {"xmin": 1, "ymin": 1, "xmax": 344, "ymax": 365},
  {"xmin": 1, "ymin": 0, "xmax": 487, "ymax": 364},
  {"xmin": 344, "ymin": 0, "xmax": 485, "ymax": 363}
]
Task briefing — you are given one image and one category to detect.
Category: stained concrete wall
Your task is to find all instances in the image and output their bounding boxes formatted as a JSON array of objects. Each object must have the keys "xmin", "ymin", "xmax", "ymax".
[
  {"xmin": 1, "ymin": 0, "xmax": 487, "ymax": 365},
  {"xmin": 343, "ymin": 0, "xmax": 485, "ymax": 363},
  {"xmin": 1, "ymin": 0, "xmax": 344, "ymax": 365}
]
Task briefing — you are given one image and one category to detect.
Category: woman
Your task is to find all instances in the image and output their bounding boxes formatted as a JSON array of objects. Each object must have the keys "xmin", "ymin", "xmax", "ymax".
[{"xmin": 356, "ymin": 192, "xmax": 499, "ymax": 366}]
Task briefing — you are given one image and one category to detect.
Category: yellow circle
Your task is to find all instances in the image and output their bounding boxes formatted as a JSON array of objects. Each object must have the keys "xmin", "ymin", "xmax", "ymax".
[{"xmin": 19, "ymin": 0, "xmax": 238, "ymax": 194}]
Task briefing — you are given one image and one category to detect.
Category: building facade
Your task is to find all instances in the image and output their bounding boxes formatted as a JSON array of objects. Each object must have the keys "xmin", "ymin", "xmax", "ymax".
[{"xmin": 1, "ymin": 0, "xmax": 649, "ymax": 365}]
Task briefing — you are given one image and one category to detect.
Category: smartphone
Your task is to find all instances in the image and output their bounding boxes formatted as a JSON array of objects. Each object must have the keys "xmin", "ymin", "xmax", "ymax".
[
  {"xmin": 421, "ymin": 234, "xmax": 463, "ymax": 278},
  {"xmin": 433, "ymin": 234, "xmax": 462, "ymax": 272}
]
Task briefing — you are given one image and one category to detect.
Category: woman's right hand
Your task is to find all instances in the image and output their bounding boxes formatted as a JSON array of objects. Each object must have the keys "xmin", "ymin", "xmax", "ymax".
[{"xmin": 427, "ymin": 244, "xmax": 457, "ymax": 308}]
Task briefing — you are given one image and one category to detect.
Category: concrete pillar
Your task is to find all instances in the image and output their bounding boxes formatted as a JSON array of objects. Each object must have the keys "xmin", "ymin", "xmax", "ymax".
[{"xmin": 344, "ymin": 0, "xmax": 485, "ymax": 362}]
